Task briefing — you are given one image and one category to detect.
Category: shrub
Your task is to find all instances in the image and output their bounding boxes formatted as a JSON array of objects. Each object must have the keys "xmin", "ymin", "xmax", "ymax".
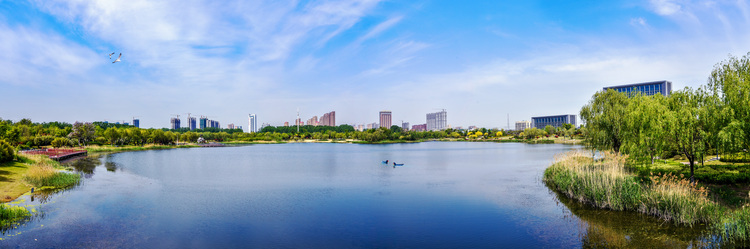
[
  {"xmin": 51, "ymin": 137, "xmax": 70, "ymax": 148},
  {"xmin": 0, "ymin": 139, "xmax": 15, "ymax": 163},
  {"xmin": 33, "ymin": 135, "xmax": 55, "ymax": 147}
]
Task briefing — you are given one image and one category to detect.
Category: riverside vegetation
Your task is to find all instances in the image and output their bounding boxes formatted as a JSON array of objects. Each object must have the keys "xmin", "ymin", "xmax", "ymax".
[
  {"xmin": 548, "ymin": 52, "xmax": 750, "ymax": 244},
  {"xmin": 0, "ymin": 152, "xmax": 80, "ymax": 230}
]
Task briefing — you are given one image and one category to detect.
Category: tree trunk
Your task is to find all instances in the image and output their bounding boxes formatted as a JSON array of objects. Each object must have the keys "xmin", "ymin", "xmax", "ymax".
[{"xmin": 689, "ymin": 159, "xmax": 695, "ymax": 184}]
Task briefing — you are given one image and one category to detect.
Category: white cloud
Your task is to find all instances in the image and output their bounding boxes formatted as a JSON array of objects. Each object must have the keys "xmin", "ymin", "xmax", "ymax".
[
  {"xmin": 629, "ymin": 17, "xmax": 648, "ymax": 28},
  {"xmin": 0, "ymin": 23, "xmax": 99, "ymax": 86},
  {"xmin": 649, "ymin": 0, "xmax": 682, "ymax": 16}
]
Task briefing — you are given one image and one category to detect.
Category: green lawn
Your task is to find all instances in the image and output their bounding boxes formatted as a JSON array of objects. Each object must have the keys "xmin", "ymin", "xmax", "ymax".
[{"xmin": 0, "ymin": 161, "xmax": 31, "ymax": 203}]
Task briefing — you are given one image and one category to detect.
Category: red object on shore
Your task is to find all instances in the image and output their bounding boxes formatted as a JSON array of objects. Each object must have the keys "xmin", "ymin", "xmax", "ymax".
[{"xmin": 21, "ymin": 148, "xmax": 88, "ymax": 160}]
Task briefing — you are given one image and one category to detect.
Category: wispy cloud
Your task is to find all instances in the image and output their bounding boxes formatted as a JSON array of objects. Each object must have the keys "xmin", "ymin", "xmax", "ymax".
[
  {"xmin": 356, "ymin": 15, "xmax": 403, "ymax": 43},
  {"xmin": 0, "ymin": 22, "xmax": 99, "ymax": 86}
]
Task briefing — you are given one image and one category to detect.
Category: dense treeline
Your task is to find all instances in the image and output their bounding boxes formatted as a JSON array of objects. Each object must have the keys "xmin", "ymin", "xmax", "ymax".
[
  {"xmin": 581, "ymin": 52, "xmax": 750, "ymax": 182},
  {"xmin": 0, "ymin": 119, "xmax": 238, "ymax": 148},
  {"xmin": 238, "ymin": 125, "xmax": 510, "ymax": 142},
  {"xmin": 0, "ymin": 117, "xmax": 517, "ymax": 148}
]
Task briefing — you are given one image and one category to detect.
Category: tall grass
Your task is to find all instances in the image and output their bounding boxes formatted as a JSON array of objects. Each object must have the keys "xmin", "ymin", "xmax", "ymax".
[
  {"xmin": 544, "ymin": 150, "xmax": 719, "ymax": 226},
  {"xmin": 640, "ymin": 172, "xmax": 719, "ymax": 224},
  {"xmin": 0, "ymin": 204, "xmax": 30, "ymax": 228},
  {"xmin": 544, "ymin": 151, "xmax": 642, "ymax": 211},
  {"xmin": 23, "ymin": 158, "xmax": 80, "ymax": 188}
]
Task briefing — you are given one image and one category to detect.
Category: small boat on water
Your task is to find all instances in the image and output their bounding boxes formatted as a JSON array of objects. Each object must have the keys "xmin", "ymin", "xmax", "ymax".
[
  {"xmin": 382, "ymin": 160, "xmax": 389, "ymax": 164},
  {"xmin": 393, "ymin": 162, "xmax": 404, "ymax": 166}
]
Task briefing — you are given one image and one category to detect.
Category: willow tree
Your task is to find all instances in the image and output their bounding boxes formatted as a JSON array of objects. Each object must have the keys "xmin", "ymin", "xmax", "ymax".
[
  {"xmin": 622, "ymin": 93, "xmax": 669, "ymax": 164},
  {"xmin": 664, "ymin": 87, "xmax": 709, "ymax": 183},
  {"xmin": 708, "ymin": 52, "xmax": 750, "ymax": 160},
  {"xmin": 580, "ymin": 89, "xmax": 629, "ymax": 153}
]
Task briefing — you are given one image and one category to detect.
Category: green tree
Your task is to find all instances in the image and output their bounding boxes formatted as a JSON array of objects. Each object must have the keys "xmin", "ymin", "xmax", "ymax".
[
  {"xmin": 664, "ymin": 88, "xmax": 709, "ymax": 183},
  {"xmin": 708, "ymin": 52, "xmax": 750, "ymax": 159},
  {"xmin": 580, "ymin": 89, "xmax": 630, "ymax": 153},
  {"xmin": 51, "ymin": 137, "xmax": 70, "ymax": 148},
  {"xmin": 0, "ymin": 139, "xmax": 15, "ymax": 163},
  {"xmin": 104, "ymin": 127, "xmax": 122, "ymax": 145},
  {"xmin": 68, "ymin": 122, "xmax": 96, "ymax": 146},
  {"xmin": 622, "ymin": 93, "xmax": 669, "ymax": 164}
]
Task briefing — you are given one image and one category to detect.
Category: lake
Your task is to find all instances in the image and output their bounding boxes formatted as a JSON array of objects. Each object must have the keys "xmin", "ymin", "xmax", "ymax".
[{"xmin": 4, "ymin": 142, "xmax": 711, "ymax": 248}]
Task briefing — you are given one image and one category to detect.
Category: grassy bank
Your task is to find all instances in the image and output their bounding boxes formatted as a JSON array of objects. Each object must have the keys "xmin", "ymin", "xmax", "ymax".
[
  {"xmin": 84, "ymin": 144, "xmax": 199, "ymax": 153},
  {"xmin": 0, "ymin": 161, "xmax": 31, "ymax": 202},
  {"xmin": 544, "ymin": 150, "xmax": 750, "ymax": 244},
  {"xmin": 20, "ymin": 154, "xmax": 80, "ymax": 188}
]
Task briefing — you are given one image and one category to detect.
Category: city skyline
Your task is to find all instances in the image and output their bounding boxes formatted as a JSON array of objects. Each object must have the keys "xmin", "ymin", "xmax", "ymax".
[{"xmin": 2, "ymin": 1, "xmax": 749, "ymax": 128}]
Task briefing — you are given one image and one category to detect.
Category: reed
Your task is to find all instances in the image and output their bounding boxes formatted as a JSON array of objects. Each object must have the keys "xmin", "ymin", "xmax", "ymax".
[
  {"xmin": 23, "ymin": 163, "xmax": 80, "ymax": 188},
  {"xmin": 714, "ymin": 207, "xmax": 750, "ymax": 243},
  {"xmin": 640, "ymin": 172, "xmax": 719, "ymax": 225},
  {"xmin": 0, "ymin": 204, "xmax": 30, "ymax": 228},
  {"xmin": 544, "ymin": 150, "xmax": 642, "ymax": 211},
  {"xmin": 544, "ymin": 150, "xmax": 719, "ymax": 226}
]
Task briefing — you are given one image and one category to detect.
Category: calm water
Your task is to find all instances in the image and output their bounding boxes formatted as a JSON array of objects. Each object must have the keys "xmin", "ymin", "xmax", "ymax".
[{"xmin": 3, "ymin": 142, "xmax": 711, "ymax": 248}]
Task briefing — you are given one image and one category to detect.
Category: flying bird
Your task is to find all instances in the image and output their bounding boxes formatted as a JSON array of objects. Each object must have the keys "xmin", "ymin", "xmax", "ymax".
[
  {"xmin": 112, "ymin": 53, "xmax": 121, "ymax": 63},
  {"xmin": 108, "ymin": 52, "xmax": 115, "ymax": 59}
]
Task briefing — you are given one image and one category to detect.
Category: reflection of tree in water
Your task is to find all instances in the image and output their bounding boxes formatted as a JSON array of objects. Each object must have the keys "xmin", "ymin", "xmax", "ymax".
[
  {"xmin": 30, "ymin": 187, "xmax": 72, "ymax": 204},
  {"xmin": 64, "ymin": 155, "xmax": 102, "ymax": 178},
  {"xmin": 105, "ymin": 161, "xmax": 119, "ymax": 172},
  {"xmin": 549, "ymin": 188, "xmax": 716, "ymax": 248}
]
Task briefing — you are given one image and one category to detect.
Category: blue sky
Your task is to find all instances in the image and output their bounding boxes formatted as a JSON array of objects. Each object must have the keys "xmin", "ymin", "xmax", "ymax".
[{"xmin": 1, "ymin": 0, "xmax": 749, "ymax": 130}]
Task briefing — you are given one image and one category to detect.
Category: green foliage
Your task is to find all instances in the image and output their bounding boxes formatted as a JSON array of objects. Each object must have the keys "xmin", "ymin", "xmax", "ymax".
[
  {"xmin": 714, "ymin": 207, "xmax": 750, "ymax": 243},
  {"xmin": 50, "ymin": 137, "xmax": 70, "ymax": 148},
  {"xmin": 580, "ymin": 89, "xmax": 629, "ymax": 153},
  {"xmin": 0, "ymin": 204, "xmax": 30, "ymax": 229},
  {"xmin": 23, "ymin": 165, "xmax": 80, "ymax": 188},
  {"xmin": 0, "ymin": 139, "xmax": 15, "ymax": 163},
  {"xmin": 545, "ymin": 151, "xmax": 720, "ymax": 226}
]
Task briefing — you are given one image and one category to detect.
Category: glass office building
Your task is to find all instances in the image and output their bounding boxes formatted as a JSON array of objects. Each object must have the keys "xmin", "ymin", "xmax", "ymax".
[
  {"xmin": 603, "ymin": 80, "xmax": 672, "ymax": 97},
  {"xmin": 531, "ymin": 115, "xmax": 576, "ymax": 129}
]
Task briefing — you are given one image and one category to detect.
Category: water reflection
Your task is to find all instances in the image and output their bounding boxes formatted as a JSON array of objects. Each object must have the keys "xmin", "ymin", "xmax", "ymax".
[
  {"xmin": 550, "ymin": 188, "xmax": 716, "ymax": 248},
  {"xmin": 65, "ymin": 155, "xmax": 101, "ymax": 178}
]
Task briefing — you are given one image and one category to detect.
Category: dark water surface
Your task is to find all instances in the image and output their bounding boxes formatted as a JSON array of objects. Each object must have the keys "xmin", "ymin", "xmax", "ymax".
[{"xmin": 3, "ymin": 142, "xmax": 712, "ymax": 248}]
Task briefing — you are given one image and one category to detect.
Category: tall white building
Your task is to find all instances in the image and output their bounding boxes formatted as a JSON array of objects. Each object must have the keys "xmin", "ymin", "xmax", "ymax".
[
  {"xmin": 426, "ymin": 109, "xmax": 447, "ymax": 131},
  {"xmin": 515, "ymin": 120, "xmax": 531, "ymax": 131},
  {"xmin": 248, "ymin": 114, "xmax": 257, "ymax": 133}
]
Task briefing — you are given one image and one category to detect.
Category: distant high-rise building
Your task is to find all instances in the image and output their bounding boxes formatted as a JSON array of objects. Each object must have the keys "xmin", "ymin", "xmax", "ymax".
[
  {"xmin": 208, "ymin": 120, "xmax": 220, "ymax": 128},
  {"xmin": 319, "ymin": 111, "xmax": 336, "ymax": 126},
  {"xmin": 284, "ymin": 122, "xmax": 289, "ymax": 127},
  {"xmin": 515, "ymin": 120, "xmax": 531, "ymax": 131},
  {"xmin": 379, "ymin": 111, "xmax": 392, "ymax": 129},
  {"xmin": 248, "ymin": 114, "xmax": 257, "ymax": 133},
  {"xmin": 188, "ymin": 117, "xmax": 197, "ymax": 130},
  {"xmin": 356, "ymin": 124, "xmax": 364, "ymax": 131},
  {"xmin": 170, "ymin": 117, "xmax": 181, "ymax": 129},
  {"xmin": 531, "ymin": 115, "xmax": 576, "ymax": 129},
  {"xmin": 516, "ymin": 120, "xmax": 531, "ymax": 131},
  {"xmin": 426, "ymin": 109, "xmax": 447, "ymax": 131},
  {"xmin": 306, "ymin": 116, "xmax": 318, "ymax": 126},
  {"xmin": 133, "ymin": 119, "xmax": 140, "ymax": 128},
  {"xmin": 228, "ymin": 123, "xmax": 235, "ymax": 129},
  {"xmin": 412, "ymin": 124, "xmax": 427, "ymax": 131},
  {"xmin": 199, "ymin": 117, "xmax": 208, "ymax": 129},
  {"xmin": 295, "ymin": 118, "xmax": 302, "ymax": 126},
  {"xmin": 604, "ymin": 80, "xmax": 672, "ymax": 97},
  {"xmin": 261, "ymin": 123, "xmax": 271, "ymax": 130},
  {"xmin": 402, "ymin": 122, "xmax": 410, "ymax": 131},
  {"xmin": 369, "ymin": 122, "xmax": 379, "ymax": 130}
]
